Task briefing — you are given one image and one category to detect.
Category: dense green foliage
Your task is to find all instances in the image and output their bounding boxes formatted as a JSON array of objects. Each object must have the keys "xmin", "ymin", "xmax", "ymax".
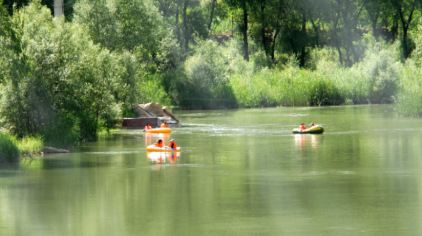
[
  {"xmin": 175, "ymin": 40, "xmax": 238, "ymax": 109},
  {"xmin": 0, "ymin": 1, "xmax": 172, "ymax": 143},
  {"xmin": 0, "ymin": 0, "xmax": 422, "ymax": 145},
  {"xmin": 0, "ymin": 132, "xmax": 43, "ymax": 162},
  {"xmin": 396, "ymin": 20, "xmax": 422, "ymax": 116},
  {"xmin": 396, "ymin": 62, "xmax": 422, "ymax": 116},
  {"xmin": 0, "ymin": 2, "xmax": 121, "ymax": 142},
  {"xmin": 0, "ymin": 132, "xmax": 19, "ymax": 162},
  {"xmin": 16, "ymin": 135, "xmax": 43, "ymax": 157}
]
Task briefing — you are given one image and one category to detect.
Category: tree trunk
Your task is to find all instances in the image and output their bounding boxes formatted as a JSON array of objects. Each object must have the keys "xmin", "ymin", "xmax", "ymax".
[
  {"xmin": 241, "ymin": 0, "xmax": 249, "ymax": 61},
  {"xmin": 402, "ymin": 29, "xmax": 409, "ymax": 59},
  {"xmin": 369, "ymin": 12, "xmax": 379, "ymax": 38},
  {"xmin": 182, "ymin": 0, "xmax": 189, "ymax": 53},
  {"xmin": 208, "ymin": 0, "xmax": 217, "ymax": 32},
  {"xmin": 270, "ymin": 29, "xmax": 280, "ymax": 63},
  {"xmin": 176, "ymin": 1, "xmax": 181, "ymax": 46},
  {"xmin": 260, "ymin": 0, "xmax": 269, "ymax": 56},
  {"xmin": 336, "ymin": 45, "xmax": 343, "ymax": 65},
  {"xmin": 310, "ymin": 19, "xmax": 320, "ymax": 46},
  {"xmin": 54, "ymin": 0, "xmax": 64, "ymax": 17},
  {"xmin": 391, "ymin": 12, "xmax": 399, "ymax": 41},
  {"xmin": 398, "ymin": 0, "xmax": 416, "ymax": 59},
  {"xmin": 299, "ymin": 12, "xmax": 307, "ymax": 67}
]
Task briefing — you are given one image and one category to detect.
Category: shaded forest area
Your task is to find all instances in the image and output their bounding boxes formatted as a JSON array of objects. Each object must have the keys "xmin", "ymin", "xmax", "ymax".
[{"xmin": 0, "ymin": 0, "xmax": 422, "ymax": 144}]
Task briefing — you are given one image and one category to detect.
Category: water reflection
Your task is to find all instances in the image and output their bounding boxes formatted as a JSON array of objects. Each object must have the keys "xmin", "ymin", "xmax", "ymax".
[
  {"xmin": 293, "ymin": 134, "xmax": 321, "ymax": 149},
  {"xmin": 146, "ymin": 151, "xmax": 180, "ymax": 164}
]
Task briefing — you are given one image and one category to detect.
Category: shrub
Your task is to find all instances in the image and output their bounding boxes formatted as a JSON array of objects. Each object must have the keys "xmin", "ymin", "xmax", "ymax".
[
  {"xmin": 230, "ymin": 67, "xmax": 344, "ymax": 107},
  {"xmin": 363, "ymin": 45, "xmax": 400, "ymax": 103},
  {"xmin": 410, "ymin": 19, "xmax": 422, "ymax": 66},
  {"xmin": 0, "ymin": 2, "xmax": 123, "ymax": 142},
  {"xmin": 0, "ymin": 132, "xmax": 19, "ymax": 162},
  {"xmin": 309, "ymin": 79, "xmax": 344, "ymax": 106},
  {"xmin": 397, "ymin": 19, "xmax": 422, "ymax": 116},
  {"xmin": 139, "ymin": 74, "xmax": 171, "ymax": 106},
  {"xmin": 17, "ymin": 136, "xmax": 43, "ymax": 157},
  {"xmin": 396, "ymin": 61, "xmax": 422, "ymax": 116},
  {"xmin": 176, "ymin": 40, "xmax": 237, "ymax": 109}
]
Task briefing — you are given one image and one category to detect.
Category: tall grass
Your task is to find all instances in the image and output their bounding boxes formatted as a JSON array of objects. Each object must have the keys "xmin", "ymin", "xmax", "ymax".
[
  {"xmin": 167, "ymin": 39, "xmax": 400, "ymax": 109},
  {"xmin": 0, "ymin": 133, "xmax": 19, "ymax": 162},
  {"xmin": 396, "ymin": 20, "xmax": 422, "ymax": 116},
  {"xmin": 230, "ymin": 67, "xmax": 344, "ymax": 107},
  {"xmin": 396, "ymin": 61, "xmax": 422, "ymax": 116},
  {"xmin": 0, "ymin": 133, "xmax": 44, "ymax": 162},
  {"xmin": 230, "ymin": 42, "xmax": 400, "ymax": 108},
  {"xmin": 139, "ymin": 74, "xmax": 172, "ymax": 106},
  {"xmin": 17, "ymin": 136, "xmax": 43, "ymax": 157}
]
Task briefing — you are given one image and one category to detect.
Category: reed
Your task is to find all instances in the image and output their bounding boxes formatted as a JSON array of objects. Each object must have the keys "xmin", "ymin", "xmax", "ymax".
[
  {"xmin": 17, "ymin": 136, "xmax": 44, "ymax": 157},
  {"xmin": 396, "ymin": 61, "xmax": 422, "ymax": 116},
  {"xmin": 0, "ymin": 132, "xmax": 19, "ymax": 162}
]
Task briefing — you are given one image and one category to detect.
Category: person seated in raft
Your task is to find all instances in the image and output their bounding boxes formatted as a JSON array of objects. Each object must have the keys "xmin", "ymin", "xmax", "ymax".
[
  {"xmin": 144, "ymin": 123, "xmax": 152, "ymax": 131},
  {"xmin": 299, "ymin": 123, "xmax": 306, "ymax": 130},
  {"xmin": 154, "ymin": 139, "xmax": 163, "ymax": 148},
  {"xmin": 160, "ymin": 122, "xmax": 168, "ymax": 128},
  {"xmin": 310, "ymin": 122, "xmax": 315, "ymax": 127},
  {"xmin": 168, "ymin": 139, "xmax": 177, "ymax": 149}
]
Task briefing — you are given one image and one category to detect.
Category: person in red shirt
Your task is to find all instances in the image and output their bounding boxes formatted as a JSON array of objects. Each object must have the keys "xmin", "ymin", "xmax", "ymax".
[
  {"xmin": 299, "ymin": 123, "xmax": 306, "ymax": 130},
  {"xmin": 168, "ymin": 139, "xmax": 177, "ymax": 149},
  {"xmin": 155, "ymin": 139, "xmax": 163, "ymax": 148}
]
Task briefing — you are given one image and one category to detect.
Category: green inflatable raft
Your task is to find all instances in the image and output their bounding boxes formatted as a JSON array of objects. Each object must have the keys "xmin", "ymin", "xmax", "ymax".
[{"xmin": 292, "ymin": 125, "xmax": 324, "ymax": 134}]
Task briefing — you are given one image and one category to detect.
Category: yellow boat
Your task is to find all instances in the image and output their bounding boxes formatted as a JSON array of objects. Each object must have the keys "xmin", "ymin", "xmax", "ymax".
[
  {"xmin": 145, "ymin": 128, "xmax": 172, "ymax": 134},
  {"xmin": 292, "ymin": 125, "xmax": 324, "ymax": 134},
  {"xmin": 146, "ymin": 145, "xmax": 181, "ymax": 152}
]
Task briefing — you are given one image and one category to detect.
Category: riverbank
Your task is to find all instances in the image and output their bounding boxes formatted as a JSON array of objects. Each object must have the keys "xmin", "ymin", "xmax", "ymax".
[
  {"xmin": 173, "ymin": 39, "xmax": 421, "ymax": 115},
  {"xmin": 0, "ymin": 133, "xmax": 43, "ymax": 162}
]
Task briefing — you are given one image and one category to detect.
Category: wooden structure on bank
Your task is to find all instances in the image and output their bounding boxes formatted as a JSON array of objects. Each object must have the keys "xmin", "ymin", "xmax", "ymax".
[{"xmin": 122, "ymin": 103, "xmax": 179, "ymax": 129}]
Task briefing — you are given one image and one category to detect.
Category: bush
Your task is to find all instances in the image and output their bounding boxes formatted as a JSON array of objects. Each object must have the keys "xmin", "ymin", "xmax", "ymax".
[
  {"xmin": 397, "ymin": 19, "xmax": 422, "ymax": 116},
  {"xmin": 175, "ymin": 40, "xmax": 237, "ymax": 109},
  {"xmin": 0, "ymin": 132, "xmax": 19, "ymax": 162},
  {"xmin": 396, "ymin": 61, "xmax": 422, "ymax": 116},
  {"xmin": 17, "ymin": 136, "xmax": 43, "ymax": 157},
  {"xmin": 0, "ymin": 2, "xmax": 123, "ymax": 142},
  {"xmin": 362, "ymin": 44, "xmax": 400, "ymax": 103},
  {"xmin": 230, "ymin": 70, "xmax": 279, "ymax": 108},
  {"xmin": 309, "ymin": 79, "xmax": 344, "ymax": 106},
  {"xmin": 230, "ymin": 67, "xmax": 344, "ymax": 107},
  {"xmin": 139, "ymin": 74, "xmax": 171, "ymax": 106},
  {"xmin": 410, "ymin": 18, "xmax": 422, "ymax": 66}
]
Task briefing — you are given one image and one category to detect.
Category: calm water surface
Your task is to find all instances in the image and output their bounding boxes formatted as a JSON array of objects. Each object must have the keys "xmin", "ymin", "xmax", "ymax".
[{"xmin": 1, "ymin": 105, "xmax": 422, "ymax": 236}]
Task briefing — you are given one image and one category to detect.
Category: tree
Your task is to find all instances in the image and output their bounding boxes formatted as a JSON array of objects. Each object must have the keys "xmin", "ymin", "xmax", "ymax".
[
  {"xmin": 225, "ymin": 0, "xmax": 252, "ymax": 61},
  {"xmin": 391, "ymin": 0, "xmax": 420, "ymax": 59},
  {"xmin": 0, "ymin": 1, "xmax": 123, "ymax": 142},
  {"xmin": 2, "ymin": 0, "xmax": 75, "ymax": 17}
]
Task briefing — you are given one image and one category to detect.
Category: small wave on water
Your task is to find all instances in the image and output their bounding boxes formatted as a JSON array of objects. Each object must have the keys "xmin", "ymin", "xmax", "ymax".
[
  {"xmin": 82, "ymin": 150, "xmax": 143, "ymax": 155},
  {"xmin": 326, "ymin": 130, "xmax": 361, "ymax": 135},
  {"xmin": 299, "ymin": 170, "xmax": 356, "ymax": 177},
  {"xmin": 148, "ymin": 163, "xmax": 206, "ymax": 171},
  {"xmin": 286, "ymin": 113, "xmax": 309, "ymax": 117},
  {"xmin": 178, "ymin": 123, "xmax": 294, "ymax": 136}
]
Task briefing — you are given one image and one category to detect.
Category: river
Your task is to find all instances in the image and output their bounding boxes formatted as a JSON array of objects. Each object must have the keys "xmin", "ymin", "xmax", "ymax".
[{"xmin": 1, "ymin": 105, "xmax": 422, "ymax": 235}]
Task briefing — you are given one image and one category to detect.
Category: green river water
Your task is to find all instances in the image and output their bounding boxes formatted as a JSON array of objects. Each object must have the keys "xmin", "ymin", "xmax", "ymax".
[{"xmin": 1, "ymin": 105, "xmax": 422, "ymax": 236}]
